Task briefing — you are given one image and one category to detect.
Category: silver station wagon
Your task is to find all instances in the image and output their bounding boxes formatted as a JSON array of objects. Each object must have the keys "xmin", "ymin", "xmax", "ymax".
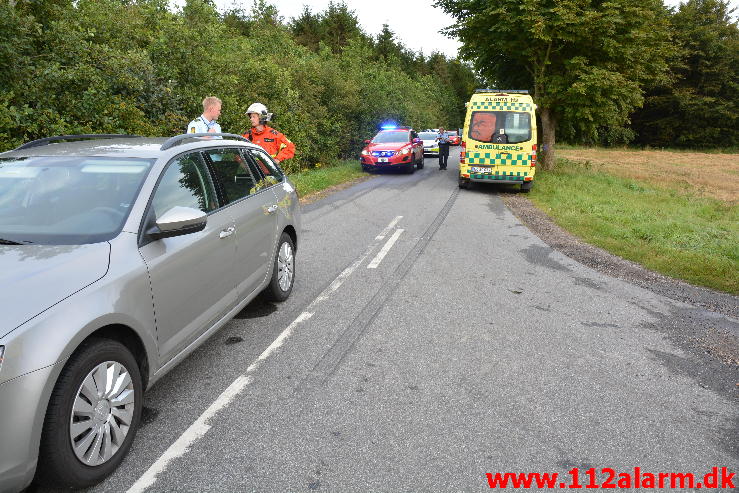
[{"xmin": 0, "ymin": 134, "xmax": 300, "ymax": 491}]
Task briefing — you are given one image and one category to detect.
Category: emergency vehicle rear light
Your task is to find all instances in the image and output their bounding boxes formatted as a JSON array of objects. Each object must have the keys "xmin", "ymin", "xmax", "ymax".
[
  {"xmin": 462, "ymin": 173, "xmax": 469, "ymax": 178},
  {"xmin": 524, "ymin": 177, "xmax": 533, "ymax": 181},
  {"xmin": 460, "ymin": 140, "xmax": 466, "ymax": 164}
]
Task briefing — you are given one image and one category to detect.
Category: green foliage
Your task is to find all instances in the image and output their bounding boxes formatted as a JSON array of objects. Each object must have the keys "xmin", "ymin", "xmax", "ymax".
[
  {"xmin": 530, "ymin": 158, "xmax": 739, "ymax": 294},
  {"xmin": 630, "ymin": 0, "xmax": 738, "ymax": 148},
  {"xmin": 290, "ymin": 159, "xmax": 367, "ymax": 198},
  {"xmin": 0, "ymin": 0, "xmax": 477, "ymax": 171}
]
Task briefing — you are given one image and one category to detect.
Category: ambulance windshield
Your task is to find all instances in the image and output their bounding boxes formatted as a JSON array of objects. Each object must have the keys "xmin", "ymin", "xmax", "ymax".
[{"xmin": 468, "ymin": 111, "xmax": 531, "ymax": 144}]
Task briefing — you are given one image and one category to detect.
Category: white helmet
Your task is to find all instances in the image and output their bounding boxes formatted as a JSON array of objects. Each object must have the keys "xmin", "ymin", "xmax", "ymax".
[{"xmin": 246, "ymin": 102, "xmax": 272, "ymax": 124}]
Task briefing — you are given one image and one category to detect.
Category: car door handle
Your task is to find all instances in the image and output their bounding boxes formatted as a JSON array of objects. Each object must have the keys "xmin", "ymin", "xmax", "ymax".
[
  {"xmin": 219, "ymin": 227, "xmax": 235, "ymax": 239},
  {"xmin": 266, "ymin": 205, "xmax": 278, "ymax": 214}
]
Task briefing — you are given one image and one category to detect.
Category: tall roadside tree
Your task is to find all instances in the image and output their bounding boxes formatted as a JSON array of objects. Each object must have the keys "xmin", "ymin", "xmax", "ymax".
[{"xmin": 437, "ymin": 0, "xmax": 675, "ymax": 169}]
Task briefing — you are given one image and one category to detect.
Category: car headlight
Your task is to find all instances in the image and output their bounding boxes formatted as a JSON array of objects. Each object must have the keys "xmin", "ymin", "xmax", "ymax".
[{"xmin": 361, "ymin": 150, "xmax": 369, "ymax": 156}]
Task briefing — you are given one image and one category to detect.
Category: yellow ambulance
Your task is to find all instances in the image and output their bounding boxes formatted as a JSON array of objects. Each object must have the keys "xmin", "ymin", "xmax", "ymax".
[{"xmin": 459, "ymin": 89, "xmax": 537, "ymax": 192}]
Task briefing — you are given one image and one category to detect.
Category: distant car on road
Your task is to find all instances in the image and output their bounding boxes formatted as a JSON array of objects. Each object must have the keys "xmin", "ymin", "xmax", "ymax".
[
  {"xmin": 448, "ymin": 130, "xmax": 461, "ymax": 146},
  {"xmin": 360, "ymin": 126, "xmax": 424, "ymax": 173},
  {"xmin": 418, "ymin": 131, "xmax": 440, "ymax": 156},
  {"xmin": 0, "ymin": 133, "xmax": 300, "ymax": 491}
]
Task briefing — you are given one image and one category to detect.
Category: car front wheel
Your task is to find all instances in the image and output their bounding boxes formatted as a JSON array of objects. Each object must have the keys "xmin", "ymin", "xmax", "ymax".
[
  {"xmin": 264, "ymin": 232, "xmax": 296, "ymax": 301},
  {"xmin": 35, "ymin": 339, "xmax": 142, "ymax": 488}
]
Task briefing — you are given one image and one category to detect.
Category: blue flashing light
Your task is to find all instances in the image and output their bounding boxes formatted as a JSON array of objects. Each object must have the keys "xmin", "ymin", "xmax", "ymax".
[{"xmin": 380, "ymin": 120, "xmax": 399, "ymax": 130}]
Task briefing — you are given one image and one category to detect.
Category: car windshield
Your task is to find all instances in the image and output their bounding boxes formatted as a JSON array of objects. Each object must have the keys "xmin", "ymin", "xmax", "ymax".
[
  {"xmin": 0, "ymin": 156, "xmax": 154, "ymax": 245},
  {"xmin": 468, "ymin": 111, "xmax": 532, "ymax": 144},
  {"xmin": 419, "ymin": 132, "xmax": 436, "ymax": 140},
  {"xmin": 372, "ymin": 131, "xmax": 409, "ymax": 144}
]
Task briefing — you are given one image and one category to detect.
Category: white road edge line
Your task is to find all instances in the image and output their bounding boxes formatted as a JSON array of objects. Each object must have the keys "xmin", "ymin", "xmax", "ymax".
[
  {"xmin": 126, "ymin": 374, "xmax": 252, "ymax": 493},
  {"xmin": 367, "ymin": 229, "xmax": 404, "ymax": 269},
  {"xmin": 126, "ymin": 215, "xmax": 403, "ymax": 493}
]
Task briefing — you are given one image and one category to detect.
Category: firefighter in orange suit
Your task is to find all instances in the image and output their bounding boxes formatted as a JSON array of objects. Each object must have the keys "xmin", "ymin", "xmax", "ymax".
[{"xmin": 243, "ymin": 102, "xmax": 295, "ymax": 164}]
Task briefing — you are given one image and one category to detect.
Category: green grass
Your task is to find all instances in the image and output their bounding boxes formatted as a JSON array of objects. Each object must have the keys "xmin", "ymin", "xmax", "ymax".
[
  {"xmin": 529, "ymin": 159, "xmax": 739, "ymax": 294},
  {"xmin": 289, "ymin": 159, "xmax": 367, "ymax": 199}
]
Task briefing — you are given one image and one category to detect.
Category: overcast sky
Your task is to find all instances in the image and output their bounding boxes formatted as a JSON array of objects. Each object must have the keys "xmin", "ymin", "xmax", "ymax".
[{"xmin": 212, "ymin": 0, "xmax": 698, "ymax": 59}]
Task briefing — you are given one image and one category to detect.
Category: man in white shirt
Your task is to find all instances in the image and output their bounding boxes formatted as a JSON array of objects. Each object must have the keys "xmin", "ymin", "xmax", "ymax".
[{"xmin": 187, "ymin": 96, "xmax": 222, "ymax": 135}]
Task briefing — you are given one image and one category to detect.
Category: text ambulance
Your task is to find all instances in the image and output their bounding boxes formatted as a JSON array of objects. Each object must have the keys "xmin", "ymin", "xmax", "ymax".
[{"xmin": 459, "ymin": 89, "xmax": 537, "ymax": 192}]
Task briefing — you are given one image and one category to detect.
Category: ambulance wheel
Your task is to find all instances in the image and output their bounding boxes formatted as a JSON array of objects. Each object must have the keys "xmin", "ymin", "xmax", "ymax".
[
  {"xmin": 458, "ymin": 178, "xmax": 469, "ymax": 189},
  {"xmin": 520, "ymin": 182, "xmax": 533, "ymax": 193}
]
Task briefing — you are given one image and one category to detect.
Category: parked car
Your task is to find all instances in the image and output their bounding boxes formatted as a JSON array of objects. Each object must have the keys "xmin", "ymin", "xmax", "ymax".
[
  {"xmin": 448, "ymin": 130, "xmax": 461, "ymax": 146},
  {"xmin": 418, "ymin": 131, "xmax": 440, "ymax": 156},
  {"xmin": 0, "ymin": 133, "xmax": 300, "ymax": 491},
  {"xmin": 359, "ymin": 126, "xmax": 424, "ymax": 173}
]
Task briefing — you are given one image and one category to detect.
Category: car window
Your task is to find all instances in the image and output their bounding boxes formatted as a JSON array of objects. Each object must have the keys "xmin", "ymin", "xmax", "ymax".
[
  {"xmin": 245, "ymin": 148, "xmax": 284, "ymax": 189},
  {"xmin": 204, "ymin": 148, "xmax": 260, "ymax": 204},
  {"xmin": 0, "ymin": 156, "xmax": 153, "ymax": 245},
  {"xmin": 419, "ymin": 132, "xmax": 436, "ymax": 139},
  {"xmin": 372, "ymin": 131, "xmax": 410, "ymax": 144},
  {"xmin": 151, "ymin": 152, "xmax": 217, "ymax": 219}
]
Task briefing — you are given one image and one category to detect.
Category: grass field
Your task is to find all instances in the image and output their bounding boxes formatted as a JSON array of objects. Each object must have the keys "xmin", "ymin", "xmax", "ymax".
[
  {"xmin": 530, "ymin": 149, "xmax": 739, "ymax": 294},
  {"xmin": 289, "ymin": 159, "xmax": 368, "ymax": 202}
]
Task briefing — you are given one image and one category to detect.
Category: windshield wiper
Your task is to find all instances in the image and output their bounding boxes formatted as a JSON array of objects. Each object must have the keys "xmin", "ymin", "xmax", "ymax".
[{"xmin": 0, "ymin": 238, "xmax": 30, "ymax": 245}]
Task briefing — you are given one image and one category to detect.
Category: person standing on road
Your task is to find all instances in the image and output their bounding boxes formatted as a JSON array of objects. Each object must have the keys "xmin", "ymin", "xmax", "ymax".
[
  {"xmin": 242, "ymin": 102, "xmax": 295, "ymax": 165},
  {"xmin": 437, "ymin": 127, "xmax": 451, "ymax": 170},
  {"xmin": 187, "ymin": 97, "xmax": 222, "ymax": 135}
]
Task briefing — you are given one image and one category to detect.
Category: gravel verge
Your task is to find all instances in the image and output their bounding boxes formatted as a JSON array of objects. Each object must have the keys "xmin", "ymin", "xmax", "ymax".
[{"xmin": 501, "ymin": 193, "xmax": 738, "ymax": 319}]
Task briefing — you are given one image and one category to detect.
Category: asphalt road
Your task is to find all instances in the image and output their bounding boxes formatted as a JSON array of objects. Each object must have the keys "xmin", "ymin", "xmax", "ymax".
[{"xmin": 33, "ymin": 153, "xmax": 738, "ymax": 492}]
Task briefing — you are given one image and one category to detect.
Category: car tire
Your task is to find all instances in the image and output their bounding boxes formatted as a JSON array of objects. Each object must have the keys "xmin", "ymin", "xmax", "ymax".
[
  {"xmin": 35, "ymin": 339, "xmax": 142, "ymax": 489},
  {"xmin": 264, "ymin": 232, "xmax": 295, "ymax": 302}
]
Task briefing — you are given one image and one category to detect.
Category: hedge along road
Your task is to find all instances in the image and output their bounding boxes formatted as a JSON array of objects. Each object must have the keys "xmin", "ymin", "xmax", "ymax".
[{"xmin": 32, "ymin": 153, "xmax": 738, "ymax": 492}]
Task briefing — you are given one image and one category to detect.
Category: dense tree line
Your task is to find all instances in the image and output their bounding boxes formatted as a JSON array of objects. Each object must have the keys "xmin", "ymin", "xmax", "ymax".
[
  {"xmin": 439, "ymin": 0, "xmax": 737, "ymax": 168},
  {"xmin": 0, "ymin": 0, "xmax": 478, "ymax": 172},
  {"xmin": 630, "ymin": 0, "xmax": 738, "ymax": 149}
]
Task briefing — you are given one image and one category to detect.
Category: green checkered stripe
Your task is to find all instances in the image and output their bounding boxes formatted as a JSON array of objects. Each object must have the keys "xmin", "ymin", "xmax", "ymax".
[
  {"xmin": 469, "ymin": 171, "xmax": 528, "ymax": 181},
  {"xmin": 466, "ymin": 152, "xmax": 530, "ymax": 166},
  {"xmin": 471, "ymin": 101, "xmax": 533, "ymax": 111}
]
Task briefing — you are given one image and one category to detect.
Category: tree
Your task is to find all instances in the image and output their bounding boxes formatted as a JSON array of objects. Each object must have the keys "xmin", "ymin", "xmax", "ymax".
[
  {"xmin": 437, "ymin": 0, "xmax": 675, "ymax": 169},
  {"xmin": 631, "ymin": 0, "xmax": 738, "ymax": 148}
]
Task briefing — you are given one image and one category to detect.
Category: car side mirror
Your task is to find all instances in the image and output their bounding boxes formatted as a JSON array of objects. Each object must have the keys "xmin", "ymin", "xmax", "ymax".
[
  {"xmin": 147, "ymin": 206, "xmax": 207, "ymax": 240},
  {"xmin": 364, "ymin": 140, "xmax": 370, "ymax": 144}
]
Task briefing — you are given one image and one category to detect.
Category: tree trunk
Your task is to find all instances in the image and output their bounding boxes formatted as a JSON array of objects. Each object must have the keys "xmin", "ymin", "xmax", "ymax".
[{"xmin": 539, "ymin": 106, "xmax": 556, "ymax": 171}]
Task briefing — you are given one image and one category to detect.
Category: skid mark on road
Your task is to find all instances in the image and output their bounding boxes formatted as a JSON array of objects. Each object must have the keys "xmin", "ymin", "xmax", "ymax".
[{"xmin": 299, "ymin": 187, "xmax": 460, "ymax": 390}]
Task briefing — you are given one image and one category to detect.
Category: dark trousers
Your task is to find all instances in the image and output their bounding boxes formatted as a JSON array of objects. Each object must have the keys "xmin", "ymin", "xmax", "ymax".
[{"xmin": 438, "ymin": 143, "xmax": 450, "ymax": 169}]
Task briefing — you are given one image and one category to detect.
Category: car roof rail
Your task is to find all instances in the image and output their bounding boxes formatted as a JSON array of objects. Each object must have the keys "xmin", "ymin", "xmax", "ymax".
[
  {"xmin": 160, "ymin": 133, "xmax": 250, "ymax": 151},
  {"xmin": 14, "ymin": 134, "xmax": 142, "ymax": 151},
  {"xmin": 474, "ymin": 88, "xmax": 530, "ymax": 94}
]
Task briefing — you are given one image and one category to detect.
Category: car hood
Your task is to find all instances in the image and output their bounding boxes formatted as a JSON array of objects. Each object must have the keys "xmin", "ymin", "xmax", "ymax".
[
  {"xmin": 366, "ymin": 142, "xmax": 408, "ymax": 152},
  {"xmin": 422, "ymin": 139, "xmax": 438, "ymax": 146},
  {"xmin": 0, "ymin": 243, "xmax": 111, "ymax": 337}
]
